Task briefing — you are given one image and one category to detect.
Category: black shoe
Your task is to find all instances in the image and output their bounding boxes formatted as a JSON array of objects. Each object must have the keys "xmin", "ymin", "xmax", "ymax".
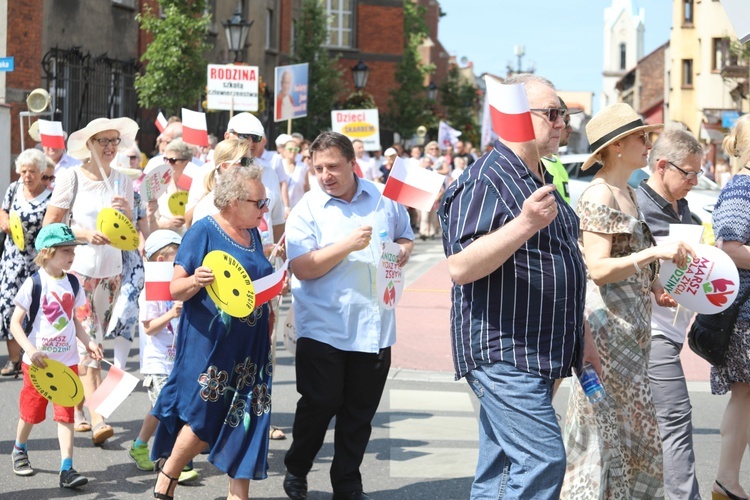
[
  {"xmin": 283, "ymin": 472, "xmax": 308, "ymax": 500},
  {"xmin": 59, "ymin": 468, "xmax": 88, "ymax": 488},
  {"xmin": 1, "ymin": 359, "xmax": 20, "ymax": 377},
  {"xmin": 332, "ymin": 492, "xmax": 372, "ymax": 500}
]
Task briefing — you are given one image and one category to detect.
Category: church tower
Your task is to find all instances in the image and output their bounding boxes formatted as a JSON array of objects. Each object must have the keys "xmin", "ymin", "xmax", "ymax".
[{"xmin": 602, "ymin": 0, "xmax": 645, "ymax": 109}]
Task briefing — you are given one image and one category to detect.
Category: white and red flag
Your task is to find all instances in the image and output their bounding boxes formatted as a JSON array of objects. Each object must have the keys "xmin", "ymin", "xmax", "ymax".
[
  {"xmin": 84, "ymin": 363, "xmax": 140, "ymax": 419},
  {"xmin": 485, "ymin": 75, "xmax": 535, "ymax": 143},
  {"xmin": 155, "ymin": 112, "xmax": 168, "ymax": 133},
  {"xmin": 382, "ymin": 157, "xmax": 445, "ymax": 212},
  {"xmin": 175, "ymin": 161, "xmax": 201, "ymax": 191},
  {"xmin": 181, "ymin": 108, "xmax": 209, "ymax": 147},
  {"xmin": 144, "ymin": 262, "xmax": 174, "ymax": 301},
  {"xmin": 254, "ymin": 260, "xmax": 288, "ymax": 307},
  {"xmin": 37, "ymin": 120, "xmax": 66, "ymax": 149}
]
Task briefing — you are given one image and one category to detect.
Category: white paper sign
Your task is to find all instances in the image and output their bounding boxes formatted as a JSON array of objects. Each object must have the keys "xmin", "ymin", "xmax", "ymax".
[
  {"xmin": 377, "ymin": 241, "xmax": 404, "ymax": 310},
  {"xmin": 141, "ymin": 163, "xmax": 172, "ymax": 202},
  {"xmin": 331, "ymin": 109, "xmax": 381, "ymax": 151},
  {"xmin": 206, "ymin": 64, "xmax": 260, "ymax": 112}
]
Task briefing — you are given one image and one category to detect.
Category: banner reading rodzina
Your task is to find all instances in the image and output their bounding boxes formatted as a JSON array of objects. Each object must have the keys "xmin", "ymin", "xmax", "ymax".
[{"xmin": 331, "ymin": 109, "xmax": 381, "ymax": 151}]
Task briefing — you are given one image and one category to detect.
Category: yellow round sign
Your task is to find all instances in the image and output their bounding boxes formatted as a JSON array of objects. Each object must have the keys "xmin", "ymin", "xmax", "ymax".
[
  {"xmin": 203, "ymin": 250, "xmax": 255, "ymax": 318},
  {"xmin": 9, "ymin": 211, "xmax": 24, "ymax": 251},
  {"xmin": 29, "ymin": 358, "xmax": 84, "ymax": 407},
  {"xmin": 96, "ymin": 207, "xmax": 139, "ymax": 251},
  {"xmin": 168, "ymin": 191, "xmax": 188, "ymax": 217}
]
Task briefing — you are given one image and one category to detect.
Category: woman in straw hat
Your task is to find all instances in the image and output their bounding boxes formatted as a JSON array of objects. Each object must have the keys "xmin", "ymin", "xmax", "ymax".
[
  {"xmin": 42, "ymin": 117, "xmax": 138, "ymax": 447},
  {"xmin": 706, "ymin": 114, "xmax": 750, "ymax": 500},
  {"xmin": 561, "ymin": 103, "xmax": 694, "ymax": 499}
]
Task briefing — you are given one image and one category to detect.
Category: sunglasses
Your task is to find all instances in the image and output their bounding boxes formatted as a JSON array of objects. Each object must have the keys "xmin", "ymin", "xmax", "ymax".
[
  {"xmin": 229, "ymin": 157, "xmax": 253, "ymax": 167},
  {"xmin": 241, "ymin": 197, "xmax": 270, "ymax": 210},
  {"xmin": 286, "ymin": 146, "xmax": 301, "ymax": 152},
  {"xmin": 236, "ymin": 133, "xmax": 263, "ymax": 143},
  {"xmin": 128, "ymin": 155, "xmax": 139, "ymax": 161},
  {"xmin": 666, "ymin": 160, "xmax": 703, "ymax": 180},
  {"xmin": 93, "ymin": 137, "xmax": 122, "ymax": 147},
  {"xmin": 42, "ymin": 175, "xmax": 55, "ymax": 181},
  {"xmin": 530, "ymin": 108, "xmax": 568, "ymax": 122},
  {"xmin": 164, "ymin": 157, "xmax": 189, "ymax": 165}
]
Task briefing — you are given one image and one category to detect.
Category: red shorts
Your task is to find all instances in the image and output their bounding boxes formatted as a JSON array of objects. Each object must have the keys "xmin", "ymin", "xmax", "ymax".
[{"xmin": 19, "ymin": 362, "xmax": 78, "ymax": 424}]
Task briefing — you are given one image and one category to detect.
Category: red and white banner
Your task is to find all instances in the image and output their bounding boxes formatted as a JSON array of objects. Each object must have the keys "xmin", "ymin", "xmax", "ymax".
[
  {"xmin": 181, "ymin": 108, "xmax": 209, "ymax": 147},
  {"xmin": 38, "ymin": 120, "xmax": 66, "ymax": 149},
  {"xmin": 144, "ymin": 262, "xmax": 174, "ymax": 301},
  {"xmin": 485, "ymin": 75, "xmax": 535, "ymax": 143},
  {"xmin": 382, "ymin": 157, "xmax": 446, "ymax": 212},
  {"xmin": 155, "ymin": 112, "xmax": 168, "ymax": 133},
  {"xmin": 176, "ymin": 161, "xmax": 201, "ymax": 191},
  {"xmin": 84, "ymin": 364, "xmax": 140, "ymax": 419},
  {"xmin": 438, "ymin": 121, "xmax": 462, "ymax": 149},
  {"xmin": 254, "ymin": 260, "xmax": 288, "ymax": 307}
]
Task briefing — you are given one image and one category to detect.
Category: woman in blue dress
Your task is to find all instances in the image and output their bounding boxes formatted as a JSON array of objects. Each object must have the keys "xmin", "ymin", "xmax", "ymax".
[{"xmin": 151, "ymin": 165, "xmax": 275, "ymax": 500}]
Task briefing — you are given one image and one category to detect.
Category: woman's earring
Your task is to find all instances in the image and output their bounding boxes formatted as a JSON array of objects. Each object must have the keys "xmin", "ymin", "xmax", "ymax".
[{"xmin": 617, "ymin": 153, "xmax": 622, "ymax": 158}]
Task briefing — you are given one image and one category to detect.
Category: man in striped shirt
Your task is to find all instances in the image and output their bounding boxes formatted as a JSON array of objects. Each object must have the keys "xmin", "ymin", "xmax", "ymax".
[{"xmin": 440, "ymin": 74, "xmax": 600, "ymax": 499}]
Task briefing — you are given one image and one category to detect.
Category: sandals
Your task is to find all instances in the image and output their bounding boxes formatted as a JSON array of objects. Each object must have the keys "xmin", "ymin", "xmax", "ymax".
[
  {"xmin": 269, "ymin": 425, "xmax": 286, "ymax": 440},
  {"xmin": 714, "ymin": 480, "xmax": 749, "ymax": 500},
  {"xmin": 74, "ymin": 411, "xmax": 91, "ymax": 432},
  {"xmin": 154, "ymin": 469, "xmax": 179, "ymax": 500},
  {"xmin": 91, "ymin": 422, "xmax": 114, "ymax": 446},
  {"xmin": 0, "ymin": 359, "xmax": 20, "ymax": 377}
]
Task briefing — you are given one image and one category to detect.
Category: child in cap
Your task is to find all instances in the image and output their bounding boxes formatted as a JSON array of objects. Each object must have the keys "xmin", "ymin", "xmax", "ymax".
[
  {"xmin": 9, "ymin": 223, "xmax": 103, "ymax": 488},
  {"xmin": 128, "ymin": 230, "xmax": 198, "ymax": 483}
]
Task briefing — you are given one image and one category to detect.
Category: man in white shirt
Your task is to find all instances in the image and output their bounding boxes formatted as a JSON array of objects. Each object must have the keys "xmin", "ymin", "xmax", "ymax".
[{"xmin": 353, "ymin": 139, "xmax": 376, "ymax": 181}]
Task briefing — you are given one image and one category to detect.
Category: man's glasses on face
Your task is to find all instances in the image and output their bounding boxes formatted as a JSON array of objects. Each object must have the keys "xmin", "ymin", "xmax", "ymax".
[
  {"xmin": 530, "ymin": 108, "xmax": 568, "ymax": 122},
  {"xmin": 665, "ymin": 160, "xmax": 703, "ymax": 180},
  {"xmin": 42, "ymin": 175, "xmax": 55, "ymax": 182},
  {"xmin": 164, "ymin": 157, "xmax": 189, "ymax": 165},
  {"xmin": 235, "ymin": 132, "xmax": 263, "ymax": 143}
]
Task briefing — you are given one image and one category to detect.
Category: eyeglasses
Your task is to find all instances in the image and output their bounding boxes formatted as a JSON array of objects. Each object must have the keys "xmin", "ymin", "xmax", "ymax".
[
  {"xmin": 92, "ymin": 137, "xmax": 122, "ymax": 147},
  {"xmin": 286, "ymin": 146, "xmax": 300, "ymax": 152},
  {"xmin": 530, "ymin": 108, "xmax": 568, "ymax": 122},
  {"xmin": 42, "ymin": 175, "xmax": 55, "ymax": 181},
  {"xmin": 229, "ymin": 157, "xmax": 253, "ymax": 167},
  {"xmin": 666, "ymin": 160, "xmax": 703, "ymax": 180},
  {"xmin": 164, "ymin": 157, "xmax": 189, "ymax": 165},
  {"xmin": 235, "ymin": 132, "xmax": 263, "ymax": 143},
  {"xmin": 127, "ymin": 155, "xmax": 139, "ymax": 161},
  {"xmin": 302, "ymin": 155, "xmax": 311, "ymax": 161},
  {"xmin": 241, "ymin": 197, "xmax": 270, "ymax": 210}
]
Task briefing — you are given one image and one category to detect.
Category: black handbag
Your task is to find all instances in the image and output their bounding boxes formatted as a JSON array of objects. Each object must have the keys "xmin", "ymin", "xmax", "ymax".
[{"xmin": 688, "ymin": 286, "xmax": 750, "ymax": 366}]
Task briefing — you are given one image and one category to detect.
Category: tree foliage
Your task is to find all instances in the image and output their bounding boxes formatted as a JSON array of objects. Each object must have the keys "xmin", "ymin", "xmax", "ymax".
[
  {"xmin": 292, "ymin": 0, "xmax": 344, "ymax": 139},
  {"xmin": 135, "ymin": 0, "xmax": 212, "ymax": 114},
  {"xmin": 385, "ymin": 1, "xmax": 433, "ymax": 140},
  {"xmin": 439, "ymin": 64, "xmax": 480, "ymax": 145}
]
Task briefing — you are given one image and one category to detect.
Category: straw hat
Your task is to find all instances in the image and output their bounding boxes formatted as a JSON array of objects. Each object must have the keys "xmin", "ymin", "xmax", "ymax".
[
  {"xmin": 581, "ymin": 103, "xmax": 662, "ymax": 170},
  {"xmin": 67, "ymin": 117, "xmax": 139, "ymax": 161}
]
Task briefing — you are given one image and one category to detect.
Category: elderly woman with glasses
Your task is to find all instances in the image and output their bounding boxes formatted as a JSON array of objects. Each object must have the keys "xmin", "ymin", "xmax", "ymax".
[
  {"xmin": 151, "ymin": 139, "xmax": 195, "ymax": 236},
  {"xmin": 151, "ymin": 165, "xmax": 277, "ymax": 500},
  {"xmin": 0, "ymin": 149, "xmax": 54, "ymax": 377},
  {"xmin": 43, "ymin": 117, "xmax": 137, "ymax": 446}
]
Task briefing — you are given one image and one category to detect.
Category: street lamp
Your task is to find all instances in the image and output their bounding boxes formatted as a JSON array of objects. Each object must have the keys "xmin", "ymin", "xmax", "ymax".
[
  {"xmin": 427, "ymin": 81, "xmax": 438, "ymax": 101},
  {"xmin": 351, "ymin": 60, "xmax": 370, "ymax": 91},
  {"xmin": 223, "ymin": 6, "xmax": 253, "ymax": 62}
]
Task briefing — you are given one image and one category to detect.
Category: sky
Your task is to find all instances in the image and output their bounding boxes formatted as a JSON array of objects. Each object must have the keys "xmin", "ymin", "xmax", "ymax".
[{"xmin": 437, "ymin": 0, "xmax": 674, "ymax": 112}]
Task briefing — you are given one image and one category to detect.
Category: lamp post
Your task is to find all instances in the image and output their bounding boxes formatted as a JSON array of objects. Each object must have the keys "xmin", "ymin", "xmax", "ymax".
[
  {"xmin": 351, "ymin": 60, "xmax": 370, "ymax": 91},
  {"xmin": 427, "ymin": 81, "xmax": 438, "ymax": 102},
  {"xmin": 223, "ymin": 6, "xmax": 253, "ymax": 63}
]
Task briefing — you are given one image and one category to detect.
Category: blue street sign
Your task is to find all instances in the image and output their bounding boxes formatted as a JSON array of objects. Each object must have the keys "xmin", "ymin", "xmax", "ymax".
[
  {"xmin": 723, "ymin": 110, "xmax": 741, "ymax": 129},
  {"xmin": 0, "ymin": 57, "xmax": 14, "ymax": 72}
]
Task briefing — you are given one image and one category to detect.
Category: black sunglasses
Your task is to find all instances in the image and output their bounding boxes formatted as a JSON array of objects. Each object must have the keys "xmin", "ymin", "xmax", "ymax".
[
  {"xmin": 42, "ymin": 175, "xmax": 55, "ymax": 181},
  {"xmin": 530, "ymin": 108, "xmax": 568, "ymax": 122},
  {"xmin": 236, "ymin": 133, "xmax": 263, "ymax": 143},
  {"xmin": 232, "ymin": 157, "xmax": 253, "ymax": 167},
  {"xmin": 666, "ymin": 160, "xmax": 703, "ymax": 180},
  {"xmin": 242, "ymin": 197, "xmax": 270, "ymax": 209},
  {"xmin": 127, "ymin": 155, "xmax": 139, "ymax": 161},
  {"xmin": 164, "ymin": 157, "xmax": 189, "ymax": 165}
]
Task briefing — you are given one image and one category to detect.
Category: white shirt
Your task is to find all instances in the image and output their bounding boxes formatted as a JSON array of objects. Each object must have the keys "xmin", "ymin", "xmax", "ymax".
[
  {"xmin": 138, "ymin": 291, "xmax": 177, "ymax": 375},
  {"xmin": 15, "ymin": 269, "xmax": 86, "ymax": 366},
  {"xmin": 356, "ymin": 156, "xmax": 377, "ymax": 181}
]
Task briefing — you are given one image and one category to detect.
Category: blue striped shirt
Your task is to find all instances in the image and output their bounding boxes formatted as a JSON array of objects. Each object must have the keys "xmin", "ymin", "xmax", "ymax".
[{"xmin": 439, "ymin": 141, "xmax": 586, "ymax": 380}]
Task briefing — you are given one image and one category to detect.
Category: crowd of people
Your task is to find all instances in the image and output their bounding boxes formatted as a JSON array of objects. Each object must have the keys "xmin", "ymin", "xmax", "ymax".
[{"xmin": 2, "ymin": 71, "xmax": 750, "ymax": 500}]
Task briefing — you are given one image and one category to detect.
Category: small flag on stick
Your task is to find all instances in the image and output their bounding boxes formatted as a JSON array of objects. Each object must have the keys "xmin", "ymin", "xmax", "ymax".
[
  {"xmin": 155, "ymin": 112, "xmax": 168, "ymax": 133},
  {"xmin": 84, "ymin": 363, "xmax": 140, "ymax": 419},
  {"xmin": 382, "ymin": 157, "xmax": 445, "ymax": 212},
  {"xmin": 181, "ymin": 108, "xmax": 209, "ymax": 147},
  {"xmin": 38, "ymin": 120, "xmax": 66, "ymax": 149},
  {"xmin": 144, "ymin": 262, "xmax": 174, "ymax": 301},
  {"xmin": 485, "ymin": 75, "xmax": 535, "ymax": 143}
]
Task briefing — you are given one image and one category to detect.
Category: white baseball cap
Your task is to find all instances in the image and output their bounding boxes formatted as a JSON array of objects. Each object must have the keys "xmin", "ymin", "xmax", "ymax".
[
  {"xmin": 384, "ymin": 147, "xmax": 397, "ymax": 157},
  {"xmin": 145, "ymin": 230, "xmax": 182, "ymax": 260},
  {"xmin": 226, "ymin": 112, "xmax": 264, "ymax": 136},
  {"xmin": 275, "ymin": 133, "xmax": 294, "ymax": 147}
]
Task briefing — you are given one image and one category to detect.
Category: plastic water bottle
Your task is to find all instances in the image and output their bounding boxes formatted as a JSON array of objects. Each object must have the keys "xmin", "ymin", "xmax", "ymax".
[
  {"xmin": 379, "ymin": 229, "xmax": 391, "ymax": 251},
  {"xmin": 579, "ymin": 364, "xmax": 606, "ymax": 404},
  {"xmin": 261, "ymin": 230, "xmax": 273, "ymax": 247}
]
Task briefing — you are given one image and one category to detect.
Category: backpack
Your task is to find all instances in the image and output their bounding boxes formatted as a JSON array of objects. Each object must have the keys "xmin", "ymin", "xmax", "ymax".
[{"xmin": 23, "ymin": 271, "xmax": 81, "ymax": 335}]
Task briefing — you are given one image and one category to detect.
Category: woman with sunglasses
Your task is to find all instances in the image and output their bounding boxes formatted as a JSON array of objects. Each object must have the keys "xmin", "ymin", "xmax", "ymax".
[
  {"xmin": 151, "ymin": 165, "xmax": 277, "ymax": 500},
  {"xmin": 0, "ymin": 149, "xmax": 54, "ymax": 377},
  {"xmin": 43, "ymin": 117, "xmax": 137, "ymax": 446},
  {"xmin": 561, "ymin": 103, "xmax": 694, "ymax": 499},
  {"xmin": 152, "ymin": 139, "xmax": 196, "ymax": 236}
]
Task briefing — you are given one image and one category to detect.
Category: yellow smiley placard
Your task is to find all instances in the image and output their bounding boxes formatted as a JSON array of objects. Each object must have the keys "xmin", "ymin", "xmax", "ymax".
[
  {"xmin": 96, "ymin": 207, "xmax": 139, "ymax": 251},
  {"xmin": 203, "ymin": 250, "xmax": 255, "ymax": 318},
  {"xmin": 168, "ymin": 191, "xmax": 188, "ymax": 217},
  {"xmin": 29, "ymin": 358, "xmax": 84, "ymax": 407},
  {"xmin": 9, "ymin": 211, "xmax": 24, "ymax": 251}
]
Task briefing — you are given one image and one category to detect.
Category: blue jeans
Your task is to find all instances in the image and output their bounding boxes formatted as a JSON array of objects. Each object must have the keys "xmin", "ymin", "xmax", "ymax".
[{"xmin": 465, "ymin": 361, "xmax": 565, "ymax": 500}]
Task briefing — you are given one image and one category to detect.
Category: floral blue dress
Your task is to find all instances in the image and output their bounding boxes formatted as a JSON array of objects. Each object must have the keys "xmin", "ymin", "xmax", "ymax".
[{"xmin": 151, "ymin": 215, "xmax": 273, "ymax": 480}]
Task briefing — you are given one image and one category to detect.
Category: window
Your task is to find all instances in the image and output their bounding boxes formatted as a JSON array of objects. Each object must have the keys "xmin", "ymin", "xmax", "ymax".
[
  {"xmin": 111, "ymin": 0, "xmax": 136, "ymax": 7},
  {"xmin": 619, "ymin": 43, "xmax": 626, "ymax": 70},
  {"xmin": 712, "ymin": 38, "xmax": 729, "ymax": 71},
  {"xmin": 324, "ymin": 0, "xmax": 353, "ymax": 48},
  {"xmin": 266, "ymin": 8, "xmax": 276, "ymax": 51},
  {"xmin": 682, "ymin": 59, "xmax": 693, "ymax": 87},
  {"xmin": 683, "ymin": 0, "xmax": 693, "ymax": 24}
]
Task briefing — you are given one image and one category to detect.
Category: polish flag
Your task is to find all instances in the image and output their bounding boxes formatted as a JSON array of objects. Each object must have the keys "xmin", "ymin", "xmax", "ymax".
[
  {"xmin": 155, "ymin": 112, "xmax": 168, "ymax": 133},
  {"xmin": 144, "ymin": 262, "xmax": 174, "ymax": 301},
  {"xmin": 181, "ymin": 108, "xmax": 209, "ymax": 147},
  {"xmin": 485, "ymin": 75, "xmax": 535, "ymax": 143},
  {"xmin": 175, "ymin": 161, "xmax": 200, "ymax": 191},
  {"xmin": 254, "ymin": 260, "xmax": 288, "ymax": 307},
  {"xmin": 37, "ymin": 120, "xmax": 66, "ymax": 149},
  {"xmin": 382, "ymin": 157, "xmax": 446, "ymax": 212},
  {"xmin": 84, "ymin": 364, "xmax": 140, "ymax": 419}
]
